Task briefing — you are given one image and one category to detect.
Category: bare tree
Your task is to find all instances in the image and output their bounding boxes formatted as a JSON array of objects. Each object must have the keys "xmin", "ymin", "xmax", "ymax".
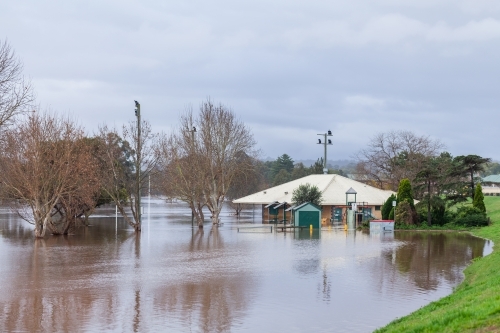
[
  {"xmin": 157, "ymin": 125, "xmax": 208, "ymax": 227},
  {"xmin": 197, "ymin": 101, "xmax": 257, "ymax": 225},
  {"xmin": 354, "ymin": 130, "xmax": 445, "ymax": 191},
  {"xmin": 0, "ymin": 112, "xmax": 98, "ymax": 238},
  {"xmin": 52, "ymin": 137, "xmax": 104, "ymax": 233},
  {"xmin": 158, "ymin": 100, "xmax": 256, "ymax": 227},
  {"xmin": 0, "ymin": 40, "xmax": 34, "ymax": 127},
  {"xmin": 98, "ymin": 120, "xmax": 158, "ymax": 232}
]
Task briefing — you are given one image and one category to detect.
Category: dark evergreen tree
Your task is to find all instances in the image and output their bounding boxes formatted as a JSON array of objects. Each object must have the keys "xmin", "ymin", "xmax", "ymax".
[
  {"xmin": 382, "ymin": 194, "xmax": 396, "ymax": 220},
  {"xmin": 397, "ymin": 178, "xmax": 415, "ymax": 208},
  {"xmin": 388, "ymin": 207, "xmax": 395, "ymax": 220},
  {"xmin": 396, "ymin": 178, "xmax": 417, "ymax": 224},
  {"xmin": 414, "ymin": 157, "xmax": 442, "ymax": 226},
  {"xmin": 455, "ymin": 155, "xmax": 491, "ymax": 199},
  {"xmin": 310, "ymin": 157, "xmax": 324, "ymax": 174},
  {"xmin": 271, "ymin": 154, "xmax": 294, "ymax": 180},
  {"xmin": 273, "ymin": 169, "xmax": 291, "ymax": 186}
]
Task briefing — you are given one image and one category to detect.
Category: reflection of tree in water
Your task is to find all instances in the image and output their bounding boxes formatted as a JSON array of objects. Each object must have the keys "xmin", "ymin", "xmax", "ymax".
[
  {"xmin": 294, "ymin": 258, "xmax": 320, "ymax": 275},
  {"xmin": 383, "ymin": 232, "xmax": 486, "ymax": 291},
  {"xmin": 0, "ymin": 226, "xmax": 253, "ymax": 332},
  {"xmin": 0, "ymin": 237, "xmax": 120, "ymax": 332},
  {"xmin": 292, "ymin": 231, "xmax": 321, "ymax": 276},
  {"xmin": 317, "ymin": 266, "xmax": 331, "ymax": 303},
  {"xmin": 152, "ymin": 226, "xmax": 252, "ymax": 333}
]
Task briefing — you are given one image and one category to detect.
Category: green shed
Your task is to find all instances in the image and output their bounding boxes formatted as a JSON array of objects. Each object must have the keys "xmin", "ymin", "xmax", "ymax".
[{"xmin": 293, "ymin": 202, "xmax": 322, "ymax": 229}]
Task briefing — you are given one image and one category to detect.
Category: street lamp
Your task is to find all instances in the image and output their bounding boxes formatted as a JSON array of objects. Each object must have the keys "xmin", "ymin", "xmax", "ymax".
[
  {"xmin": 317, "ymin": 130, "xmax": 333, "ymax": 174},
  {"xmin": 134, "ymin": 100, "xmax": 141, "ymax": 226}
]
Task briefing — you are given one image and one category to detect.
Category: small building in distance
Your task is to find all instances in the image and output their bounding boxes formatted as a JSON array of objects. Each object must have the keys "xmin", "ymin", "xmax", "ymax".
[
  {"xmin": 292, "ymin": 202, "xmax": 322, "ymax": 229},
  {"xmin": 482, "ymin": 175, "xmax": 500, "ymax": 196},
  {"xmin": 233, "ymin": 174, "xmax": 395, "ymax": 227}
]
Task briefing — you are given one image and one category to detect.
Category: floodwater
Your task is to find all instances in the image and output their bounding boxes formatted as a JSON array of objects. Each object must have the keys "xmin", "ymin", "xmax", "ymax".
[{"xmin": 0, "ymin": 199, "xmax": 492, "ymax": 333}]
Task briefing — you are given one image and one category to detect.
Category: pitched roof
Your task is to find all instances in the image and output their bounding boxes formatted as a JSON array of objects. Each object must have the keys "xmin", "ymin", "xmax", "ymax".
[
  {"xmin": 293, "ymin": 202, "xmax": 321, "ymax": 211},
  {"xmin": 233, "ymin": 174, "xmax": 395, "ymax": 206},
  {"xmin": 483, "ymin": 175, "xmax": 500, "ymax": 183}
]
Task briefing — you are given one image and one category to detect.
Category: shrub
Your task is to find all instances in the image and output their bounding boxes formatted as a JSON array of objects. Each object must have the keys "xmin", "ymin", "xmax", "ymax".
[
  {"xmin": 395, "ymin": 201, "xmax": 413, "ymax": 225},
  {"xmin": 415, "ymin": 198, "xmax": 448, "ymax": 226},
  {"xmin": 454, "ymin": 213, "xmax": 488, "ymax": 227},
  {"xmin": 453, "ymin": 206, "xmax": 488, "ymax": 227}
]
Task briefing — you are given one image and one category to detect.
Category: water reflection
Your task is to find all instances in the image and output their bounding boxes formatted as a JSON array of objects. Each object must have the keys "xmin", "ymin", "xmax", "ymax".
[
  {"xmin": 387, "ymin": 232, "xmax": 486, "ymax": 290},
  {"xmin": 0, "ymin": 217, "xmax": 253, "ymax": 332},
  {"xmin": 0, "ymin": 203, "xmax": 492, "ymax": 333}
]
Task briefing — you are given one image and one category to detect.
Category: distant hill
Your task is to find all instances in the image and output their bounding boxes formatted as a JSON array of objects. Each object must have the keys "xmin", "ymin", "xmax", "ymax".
[
  {"xmin": 296, "ymin": 159, "xmax": 356, "ymax": 168},
  {"xmin": 262, "ymin": 157, "xmax": 356, "ymax": 169}
]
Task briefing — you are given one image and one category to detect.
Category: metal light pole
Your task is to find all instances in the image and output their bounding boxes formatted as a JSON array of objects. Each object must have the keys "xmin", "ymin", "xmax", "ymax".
[
  {"xmin": 134, "ymin": 100, "xmax": 142, "ymax": 227},
  {"xmin": 317, "ymin": 130, "xmax": 333, "ymax": 174}
]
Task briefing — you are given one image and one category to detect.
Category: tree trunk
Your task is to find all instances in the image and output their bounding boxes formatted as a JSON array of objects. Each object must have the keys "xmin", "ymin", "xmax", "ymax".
[
  {"xmin": 427, "ymin": 181, "xmax": 431, "ymax": 226},
  {"xmin": 196, "ymin": 202, "xmax": 205, "ymax": 228},
  {"xmin": 117, "ymin": 204, "xmax": 140, "ymax": 232}
]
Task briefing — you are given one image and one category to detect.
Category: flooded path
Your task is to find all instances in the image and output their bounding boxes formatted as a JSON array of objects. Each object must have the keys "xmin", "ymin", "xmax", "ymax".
[{"xmin": 0, "ymin": 200, "xmax": 492, "ymax": 332}]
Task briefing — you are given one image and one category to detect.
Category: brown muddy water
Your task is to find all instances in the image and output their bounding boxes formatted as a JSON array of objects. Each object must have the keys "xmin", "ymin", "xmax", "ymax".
[{"xmin": 0, "ymin": 199, "xmax": 492, "ymax": 332}]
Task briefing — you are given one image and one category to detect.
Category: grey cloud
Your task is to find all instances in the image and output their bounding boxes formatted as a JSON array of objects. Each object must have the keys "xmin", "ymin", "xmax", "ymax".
[{"xmin": 2, "ymin": 0, "xmax": 500, "ymax": 162}]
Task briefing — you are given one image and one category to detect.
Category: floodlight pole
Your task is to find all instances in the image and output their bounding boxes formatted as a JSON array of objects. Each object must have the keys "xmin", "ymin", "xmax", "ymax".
[
  {"xmin": 317, "ymin": 130, "xmax": 333, "ymax": 174},
  {"xmin": 135, "ymin": 100, "xmax": 142, "ymax": 227}
]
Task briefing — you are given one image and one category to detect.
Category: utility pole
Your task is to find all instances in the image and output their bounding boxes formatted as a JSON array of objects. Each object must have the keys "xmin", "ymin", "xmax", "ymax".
[
  {"xmin": 134, "ymin": 100, "xmax": 142, "ymax": 228},
  {"xmin": 317, "ymin": 130, "xmax": 333, "ymax": 174}
]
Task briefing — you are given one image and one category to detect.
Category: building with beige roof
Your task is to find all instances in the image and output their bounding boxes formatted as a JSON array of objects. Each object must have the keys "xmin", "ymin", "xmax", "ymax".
[{"xmin": 233, "ymin": 174, "xmax": 395, "ymax": 226}]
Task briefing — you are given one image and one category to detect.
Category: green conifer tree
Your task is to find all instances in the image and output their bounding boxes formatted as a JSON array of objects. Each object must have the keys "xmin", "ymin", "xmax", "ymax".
[
  {"xmin": 396, "ymin": 178, "xmax": 417, "ymax": 224},
  {"xmin": 472, "ymin": 183, "xmax": 486, "ymax": 213},
  {"xmin": 382, "ymin": 194, "xmax": 396, "ymax": 220},
  {"xmin": 397, "ymin": 178, "xmax": 415, "ymax": 209},
  {"xmin": 388, "ymin": 207, "xmax": 395, "ymax": 220}
]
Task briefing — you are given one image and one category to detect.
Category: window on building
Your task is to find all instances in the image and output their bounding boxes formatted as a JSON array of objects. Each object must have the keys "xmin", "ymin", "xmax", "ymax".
[{"xmin": 375, "ymin": 206, "xmax": 381, "ymax": 211}]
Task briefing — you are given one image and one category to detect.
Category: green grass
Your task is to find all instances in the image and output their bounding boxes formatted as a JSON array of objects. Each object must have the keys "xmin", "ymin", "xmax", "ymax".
[{"xmin": 375, "ymin": 196, "xmax": 500, "ymax": 333}]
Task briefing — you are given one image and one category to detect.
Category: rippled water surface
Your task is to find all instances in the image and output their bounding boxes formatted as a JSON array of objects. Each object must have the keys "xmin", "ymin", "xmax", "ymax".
[{"xmin": 0, "ymin": 199, "xmax": 492, "ymax": 332}]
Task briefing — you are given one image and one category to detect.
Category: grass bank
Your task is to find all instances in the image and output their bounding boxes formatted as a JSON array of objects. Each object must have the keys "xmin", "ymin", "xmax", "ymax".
[{"xmin": 375, "ymin": 196, "xmax": 500, "ymax": 333}]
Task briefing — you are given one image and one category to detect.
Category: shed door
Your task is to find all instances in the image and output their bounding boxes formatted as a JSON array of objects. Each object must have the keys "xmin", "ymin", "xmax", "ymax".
[{"xmin": 298, "ymin": 211, "xmax": 320, "ymax": 229}]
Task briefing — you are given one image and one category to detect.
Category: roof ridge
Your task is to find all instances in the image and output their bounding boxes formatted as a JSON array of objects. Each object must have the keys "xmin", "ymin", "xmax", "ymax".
[{"xmin": 321, "ymin": 174, "xmax": 336, "ymax": 194}]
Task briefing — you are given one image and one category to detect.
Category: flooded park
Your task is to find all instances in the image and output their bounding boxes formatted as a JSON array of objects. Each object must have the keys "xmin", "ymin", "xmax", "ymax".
[{"xmin": 0, "ymin": 198, "xmax": 493, "ymax": 333}]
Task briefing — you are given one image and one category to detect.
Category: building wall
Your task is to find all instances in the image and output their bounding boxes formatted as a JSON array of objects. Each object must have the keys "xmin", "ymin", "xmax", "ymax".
[
  {"xmin": 320, "ymin": 205, "xmax": 383, "ymax": 226},
  {"xmin": 261, "ymin": 204, "xmax": 292, "ymax": 222},
  {"xmin": 483, "ymin": 186, "xmax": 500, "ymax": 196},
  {"xmin": 261, "ymin": 203, "xmax": 383, "ymax": 226}
]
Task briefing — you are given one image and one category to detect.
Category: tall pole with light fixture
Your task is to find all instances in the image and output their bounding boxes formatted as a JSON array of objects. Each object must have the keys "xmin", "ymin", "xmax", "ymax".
[
  {"xmin": 316, "ymin": 130, "xmax": 333, "ymax": 174},
  {"xmin": 134, "ymin": 100, "xmax": 142, "ymax": 228}
]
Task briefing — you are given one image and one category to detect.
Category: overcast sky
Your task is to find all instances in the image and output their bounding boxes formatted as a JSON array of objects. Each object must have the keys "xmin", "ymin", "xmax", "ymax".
[{"xmin": 2, "ymin": 0, "xmax": 499, "ymax": 162}]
